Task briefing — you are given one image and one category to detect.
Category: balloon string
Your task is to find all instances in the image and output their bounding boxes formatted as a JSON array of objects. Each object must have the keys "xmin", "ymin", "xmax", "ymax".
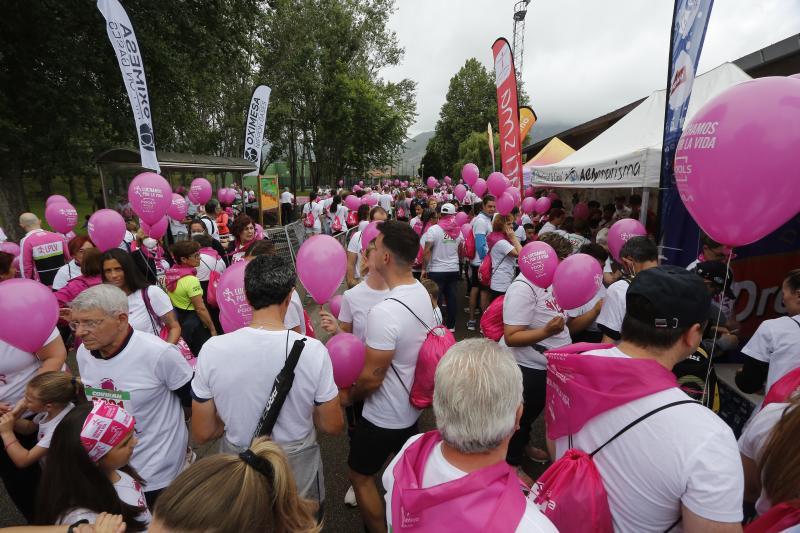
[{"xmin": 701, "ymin": 253, "xmax": 733, "ymax": 404}]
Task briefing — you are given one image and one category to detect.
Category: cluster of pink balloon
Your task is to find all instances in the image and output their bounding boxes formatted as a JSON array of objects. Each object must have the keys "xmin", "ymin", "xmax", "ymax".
[
  {"xmin": 44, "ymin": 195, "xmax": 79, "ymax": 236},
  {"xmin": 217, "ymin": 187, "xmax": 237, "ymax": 205}
]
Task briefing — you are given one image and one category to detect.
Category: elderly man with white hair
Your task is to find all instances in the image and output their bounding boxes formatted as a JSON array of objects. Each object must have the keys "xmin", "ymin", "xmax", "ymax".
[
  {"xmin": 71, "ymin": 284, "xmax": 194, "ymax": 507},
  {"xmin": 382, "ymin": 339, "xmax": 557, "ymax": 532}
]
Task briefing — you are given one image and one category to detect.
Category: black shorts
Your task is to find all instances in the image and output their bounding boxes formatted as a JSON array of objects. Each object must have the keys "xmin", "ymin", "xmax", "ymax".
[
  {"xmin": 348, "ymin": 417, "xmax": 419, "ymax": 476},
  {"xmin": 470, "ymin": 264, "xmax": 481, "ymax": 287}
]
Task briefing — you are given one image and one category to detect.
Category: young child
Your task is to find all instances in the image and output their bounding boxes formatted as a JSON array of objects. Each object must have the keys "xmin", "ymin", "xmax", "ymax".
[
  {"xmin": 421, "ymin": 278, "xmax": 443, "ymax": 326},
  {"xmin": 0, "ymin": 371, "xmax": 82, "ymax": 467},
  {"xmin": 37, "ymin": 400, "xmax": 150, "ymax": 531}
]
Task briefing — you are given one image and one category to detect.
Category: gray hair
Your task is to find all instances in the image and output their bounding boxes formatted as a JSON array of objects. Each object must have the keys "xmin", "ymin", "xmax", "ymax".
[
  {"xmin": 70, "ymin": 284, "xmax": 129, "ymax": 316},
  {"xmin": 433, "ymin": 339, "xmax": 523, "ymax": 454}
]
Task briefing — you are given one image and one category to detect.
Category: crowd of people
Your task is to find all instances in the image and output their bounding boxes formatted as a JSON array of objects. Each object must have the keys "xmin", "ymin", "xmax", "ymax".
[{"xmin": 0, "ymin": 179, "xmax": 799, "ymax": 533}]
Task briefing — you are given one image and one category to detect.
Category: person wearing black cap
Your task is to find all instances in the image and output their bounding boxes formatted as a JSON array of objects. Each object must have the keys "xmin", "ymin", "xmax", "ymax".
[{"xmin": 551, "ymin": 266, "xmax": 743, "ymax": 531}]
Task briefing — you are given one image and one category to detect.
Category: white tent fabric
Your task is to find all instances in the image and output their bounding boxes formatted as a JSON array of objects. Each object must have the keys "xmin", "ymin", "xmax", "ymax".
[{"xmin": 530, "ymin": 62, "xmax": 752, "ymax": 189}]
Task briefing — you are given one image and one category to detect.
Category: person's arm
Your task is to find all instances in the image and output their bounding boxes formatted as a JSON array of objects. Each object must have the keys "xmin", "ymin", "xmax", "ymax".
[
  {"xmin": 741, "ymin": 454, "xmax": 761, "ymax": 505},
  {"xmin": 681, "ymin": 505, "xmax": 742, "ymax": 533},
  {"xmin": 345, "ymin": 347, "xmax": 395, "ymax": 406},
  {"xmin": 0, "ymin": 414, "xmax": 47, "ymax": 468},
  {"xmin": 160, "ymin": 310, "xmax": 182, "ymax": 344},
  {"xmin": 313, "ymin": 397, "xmax": 345, "ymax": 435},
  {"xmin": 319, "ymin": 310, "xmax": 352, "ymax": 335},
  {"xmin": 475, "ymin": 232, "xmax": 488, "ymax": 260},
  {"xmin": 346, "ymin": 251, "xmax": 358, "ymax": 288},
  {"xmin": 36, "ymin": 335, "xmax": 67, "ymax": 374},
  {"xmin": 735, "ymin": 356, "xmax": 769, "ymax": 394},
  {"xmin": 21, "ymin": 240, "xmax": 34, "ymax": 280},
  {"xmin": 191, "ymin": 398, "xmax": 225, "ymax": 444},
  {"xmin": 189, "ymin": 295, "xmax": 217, "ymax": 336},
  {"xmin": 567, "ymin": 299, "xmax": 604, "ymax": 335},
  {"xmin": 503, "ymin": 317, "xmax": 565, "ymax": 348},
  {"xmin": 422, "ymin": 241, "xmax": 433, "ymax": 277}
]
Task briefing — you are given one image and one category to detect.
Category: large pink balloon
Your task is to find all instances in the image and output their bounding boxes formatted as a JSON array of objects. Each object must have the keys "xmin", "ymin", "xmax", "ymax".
[
  {"xmin": 0, "ymin": 242, "xmax": 20, "ymax": 256},
  {"xmin": 188, "ymin": 177, "xmax": 212, "ymax": 205},
  {"xmin": 573, "ymin": 202, "xmax": 589, "ymax": 220},
  {"xmin": 345, "ymin": 195, "xmax": 361, "ymax": 211},
  {"xmin": 461, "ymin": 163, "xmax": 479, "ymax": 187},
  {"xmin": 217, "ymin": 188, "xmax": 229, "ymax": 203},
  {"xmin": 216, "ymin": 261, "xmax": 250, "ymax": 332},
  {"xmin": 168, "ymin": 193, "xmax": 188, "ymax": 220},
  {"xmin": 0, "ymin": 278, "xmax": 58, "ymax": 353},
  {"xmin": 519, "ymin": 241, "xmax": 559, "ymax": 288},
  {"xmin": 46, "ymin": 195, "xmax": 69, "ymax": 207},
  {"xmin": 496, "ymin": 192, "xmax": 515, "ymax": 216},
  {"xmin": 129, "ymin": 172, "xmax": 172, "ymax": 225},
  {"xmin": 426, "ymin": 176, "xmax": 438, "ymax": 189},
  {"xmin": 487, "ymin": 172, "xmax": 508, "ymax": 197},
  {"xmin": 223, "ymin": 188, "xmax": 237, "ymax": 205},
  {"xmin": 326, "ymin": 333, "xmax": 366, "ymax": 388},
  {"xmin": 472, "ymin": 178, "xmax": 487, "ymax": 198},
  {"xmin": 453, "ymin": 184, "xmax": 467, "ymax": 202},
  {"xmin": 506, "ymin": 186, "xmax": 521, "ymax": 206},
  {"xmin": 522, "ymin": 197, "xmax": 536, "ymax": 215},
  {"xmin": 45, "ymin": 202, "xmax": 78, "ymax": 234},
  {"xmin": 361, "ymin": 221, "xmax": 383, "ymax": 252},
  {"xmin": 328, "ymin": 294, "xmax": 343, "ymax": 319},
  {"xmin": 454, "ymin": 211, "xmax": 469, "ymax": 227},
  {"xmin": 362, "ymin": 194, "xmax": 378, "ymax": 207},
  {"xmin": 296, "ymin": 235, "xmax": 347, "ymax": 304},
  {"xmin": 674, "ymin": 77, "xmax": 800, "ymax": 247},
  {"xmin": 552, "ymin": 254, "xmax": 603, "ymax": 310},
  {"xmin": 608, "ymin": 218, "xmax": 647, "ymax": 263},
  {"xmin": 141, "ymin": 217, "xmax": 168, "ymax": 240},
  {"xmin": 88, "ymin": 209, "xmax": 126, "ymax": 252},
  {"xmin": 534, "ymin": 197, "xmax": 551, "ymax": 215}
]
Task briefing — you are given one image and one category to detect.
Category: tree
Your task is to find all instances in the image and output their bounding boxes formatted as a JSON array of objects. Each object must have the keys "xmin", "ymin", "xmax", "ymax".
[{"xmin": 454, "ymin": 131, "xmax": 499, "ymax": 178}]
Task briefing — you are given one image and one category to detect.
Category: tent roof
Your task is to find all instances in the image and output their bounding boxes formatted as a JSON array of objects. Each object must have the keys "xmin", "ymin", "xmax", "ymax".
[
  {"xmin": 530, "ymin": 62, "xmax": 752, "ymax": 189},
  {"xmin": 524, "ymin": 137, "xmax": 575, "ymax": 168},
  {"xmin": 95, "ymin": 148, "xmax": 257, "ymax": 172}
]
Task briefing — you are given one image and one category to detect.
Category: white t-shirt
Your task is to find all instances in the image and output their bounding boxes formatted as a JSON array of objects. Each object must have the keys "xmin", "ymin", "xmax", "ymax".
[
  {"xmin": 284, "ymin": 290, "xmax": 306, "ymax": 334},
  {"xmin": 311, "ymin": 202, "xmax": 324, "ymax": 232},
  {"xmin": 565, "ymin": 285, "xmax": 607, "ymax": 333},
  {"xmin": 332, "ymin": 205, "xmax": 348, "ymax": 231},
  {"xmin": 358, "ymin": 220, "xmax": 369, "ymax": 232},
  {"xmin": 421, "ymin": 225, "xmax": 463, "ymax": 273},
  {"xmin": 742, "ymin": 315, "xmax": 800, "ymax": 392},
  {"xmin": 499, "ymin": 276, "xmax": 571, "ymax": 370},
  {"xmin": 538, "ymin": 222, "xmax": 558, "ymax": 235},
  {"xmin": 280, "ymin": 191, "xmax": 294, "ymax": 204},
  {"xmin": 59, "ymin": 470, "xmax": 151, "ymax": 527},
  {"xmin": 339, "ymin": 278, "xmax": 390, "ymax": 341},
  {"xmin": 379, "ymin": 193, "xmax": 393, "ymax": 212},
  {"xmin": 364, "ymin": 282, "xmax": 434, "ymax": 428},
  {"xmin": 127, "ymin": 285, "xmax": 174, "ymax": 336},
  {"xmin": 604, "ymin": 257, "xmax": 613, "ymax": 273},
  {"xmin": 739, "ymin": 401, "xmax": 788, "ymax": 517},
  {"xmin": 34, "ymin": 402, "xmax": 74, "ymax": 450},
  {"xmin": 0, "ymin": 328, "xmax": 59, "ymax": 405},
  {"xmin": 490, "ymin": 239, "xmax": 517, "ymax": 293},
  {"xmin": 168, "ymin": 217, "xmax": 187, "ymax": 239},
  {"xmin": 596, "ymin": 279, "xmax": 629, "ymax": 337},
  {"xmin": 471, "ymin": 214, "xmax": 492, "ymax": 266},
  {"xmin": 347, "ymin": 230, "xmax": 364, "ymax": 280},
  {"xmin": 409, "ymin": 216, "xmax": 421, "ymax": 229},
  {"xmin": 196, "ymin": 252, "xmax": 225, "ymax": 283},
  {"xmin": 383, "ymin": 434, "xmax": 558, "ymax": 533},
  {"xmin": 77, "ymin": 331, "xmax": 193, "ymax": 490},
  {"xmin": 553, "ymin": 347, "xmax": 743, "ymax": 531},
  {"xmin": 199, "ymin": 215, "xmax": 220, "ymax": 241},
  {"xmin": 118, "ymin": 230, "xmax": 135, "ymax": 250},
  {"xmin": 193, "ymin": 328, "xmax": 338, "ymax": 447},
  {"xmin": 566, "ymin": 233, "xmax": 590, "ymax": 254},
  {"xmin": 52, "ymin": 259, "xmax": 81, "ymax": 290}
]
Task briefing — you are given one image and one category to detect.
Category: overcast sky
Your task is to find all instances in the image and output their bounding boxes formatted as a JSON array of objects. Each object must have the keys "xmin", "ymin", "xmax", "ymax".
[{"xmin": 380, "ymin": 0, "xmax": 800, "ymax": 137}]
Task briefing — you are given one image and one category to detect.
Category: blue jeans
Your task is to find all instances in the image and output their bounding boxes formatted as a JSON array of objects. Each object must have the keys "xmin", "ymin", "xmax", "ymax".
[{"xmin": 427, "ymin": 270, "xmax": 460, "ymax": 329}]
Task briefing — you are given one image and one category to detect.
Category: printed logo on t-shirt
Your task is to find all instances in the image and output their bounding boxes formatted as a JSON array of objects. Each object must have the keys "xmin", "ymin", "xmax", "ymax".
[
  {"xmin": 32, "ymin": 241, "xmax": 64, "ymax": 259},
  {"xmin": 544, "ymin": 297, "xmax": 564, "ymax": 314},
  {"xmin": 85, "ymin": 379, "xmax": 131, "ymax": 409}
]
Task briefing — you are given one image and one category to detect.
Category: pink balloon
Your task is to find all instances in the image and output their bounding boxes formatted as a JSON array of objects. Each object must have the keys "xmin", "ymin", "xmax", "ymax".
[
  {"xmin": 345, "ymin": 195, "xmax": 361, "ymax": 211},
  {"xmin": 496, "ymin": 192, "xmax": 515, "ymax": 216},
  {"xmin": 362, "ymin": 194, "xmax": 378, "ymax": 207},
  {"xmin": 524, "ymin": 186, "xmax": 535, "ymax": 198},
  {"xmin": 361, "ymin": 221, "xmax": 383, "ymax": 252},
  {"xmin": 534, "ymin": 197, "xmax": 551, "ymax": 215},
  {"xmin": 0, "ymin": 279, "xmax": 58, "ymax": 352},
  {"xmin": 573, "ymin": 202, "xmax": 589, "ymax": 220},
  {"xmin": 188, "ymin": 177, "xmax": 212, "ymax": 205},
  {"xmin": 45, "ymin": 202, "xmax": 78, "ymax": 234},
  {"xmin": 608, "ymin": 218, "xmax": 647, "ymax": 263},
  {"xmin": 46, "ymin": 195, "xmax": 69, "ymax": 207},
  {"xmin": 140, "ymin": 217, "xmax": 168, "ymax": 240},
  {"xmin": 175, "ymin": 185, "xmax": 186, "ymax": 194},
  {"xmin": 296, "ymin": 235, "xmax": 347, "ymax": 304},
  {"xmin": 88, "ymin": 209, "xmax": 126, "ymax": 252},
  {"xmin": 675, "ymin": 77, "xmax": 800, "ymax": 246},
  {"xmin": 394, "ymin": 179, "xmax": 400, "ymax": 186},
  {"xmin": 352, "ymin": 185, "xmax": 362, "ymax": 192},
  {"xmin": 216, "ymin": 261, "xmax": 250, "ymax": 332},
  {"xmin": 454, "ymin": 211, "xmax": 469, "ymax": 226},
  {"xmin": 552, "ymin": 254, "xmax": 603, "ymax": 310},
  {"xmin": 507, "ymin": 186, "xmax": 521, "ymax": 205},
  {"xmin": 128, "ymin": 172, "xmax": 172, "ymax": 225},
  {"xmin": 487, "ymin": 172, "xmax": 509, "ymax": 197},
  {"xmin": 217, "ymin": 188, "xmax": 229, "ymax": 203},
  {"xmin": 472, "ymin": 178, "xmax": 487, "ymax": 198},
  {"xmin": 168, "ymin": 193, "xmax": 188, "ymax": 220},
  {"xmin": 427, "ymin": 176, "xmax": 438, "ymax": 189},
  {"xmin": 0, "ymin": 242, "xmax": 20, "ymax": 256},
  {"xmin": 461, "ymin": 163, "xmax": 479, "ymax": 187},
  {"xmin": 461, "ymin": 223, "xmax": 473, "ymax": 239},
  {"xmin": 519, "ymin": 241, "xmax": 559, "ymax": 288},
  {"xmin": 522, "ymin": 197, "xmax": 536, "ymax": 215},
  {"xmin": 444, "ymin": 176, "xmax": 452, "ymax": 185},
  {"xmin": 254, "ymin": 223, "xmax": 264, "ymax": 240},
  {"xmin": 326, "ymin": 332, "xmax": 366, "ymax": 388},
  {"xmin": 453, "ymin": 184, "xmax": 467, "ymax": 202},
  {"xmin": 328, "ymin": 294, "xmax": 343, "ymax": 319}
]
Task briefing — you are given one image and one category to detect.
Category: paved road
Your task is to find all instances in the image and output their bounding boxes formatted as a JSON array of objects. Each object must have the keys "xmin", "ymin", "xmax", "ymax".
[{"xmin": 1, "ymin": 281, "xmax": 550, "ymax": 531}]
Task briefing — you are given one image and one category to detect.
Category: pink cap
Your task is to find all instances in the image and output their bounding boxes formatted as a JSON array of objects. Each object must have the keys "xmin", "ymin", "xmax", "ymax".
[{"xmin": 80, "ymin": 401, "xmax": 135, "ymax": 462}]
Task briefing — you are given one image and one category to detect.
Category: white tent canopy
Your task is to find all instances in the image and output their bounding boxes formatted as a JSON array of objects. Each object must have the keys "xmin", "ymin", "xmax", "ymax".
[{"xmin": 530, "ymin": 62, "xmax": 752, "ymax": 189}]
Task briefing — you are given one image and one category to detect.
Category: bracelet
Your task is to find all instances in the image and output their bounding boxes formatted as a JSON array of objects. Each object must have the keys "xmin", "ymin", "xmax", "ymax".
[
  {"xmin": 4, "ymin": 439, "xmax": 18, "ymax": 450},
  {"xmin": 67, "ymin": 519, "xmax": 89, "ymax": 533}
]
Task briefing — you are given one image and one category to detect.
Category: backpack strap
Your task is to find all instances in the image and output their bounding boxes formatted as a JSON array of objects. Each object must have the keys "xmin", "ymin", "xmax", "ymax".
[
  {"xmin": 789, "ymin": 316, "xmax": 800, "ymax": 328},
  {"xmin": 387, "ymin": 297, "xmax": 433, "ymax": 333},
  {"xmin": 140, "ymin": 287, "xmax": 162, "ymax": 336},
  {"xmin": 589, "ymin": 400, "xmax": 698, "ymax": 457}
]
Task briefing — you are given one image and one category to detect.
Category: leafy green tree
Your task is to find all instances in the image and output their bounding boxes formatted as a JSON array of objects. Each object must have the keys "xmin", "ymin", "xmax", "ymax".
[{"xmin": 454, "ymin": 131, "xmax": 499, "ymax": 178}]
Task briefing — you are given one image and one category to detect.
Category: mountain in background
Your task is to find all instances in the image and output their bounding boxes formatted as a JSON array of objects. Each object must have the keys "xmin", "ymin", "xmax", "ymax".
[{"xmin": 527, "ymin": 120, "xmax": 575, "ymax": 146}]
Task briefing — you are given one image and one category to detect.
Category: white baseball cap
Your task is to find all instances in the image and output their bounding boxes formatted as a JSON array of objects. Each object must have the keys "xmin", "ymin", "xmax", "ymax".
[{"xmin": 440, "ymin": 203, "xmax": 456, "ymax": 215}]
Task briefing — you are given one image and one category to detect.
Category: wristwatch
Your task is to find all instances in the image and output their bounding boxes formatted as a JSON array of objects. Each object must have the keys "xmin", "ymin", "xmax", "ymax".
[{"xmin": 67, "ymin": 519, "xmax": 89, "ymax": 533}]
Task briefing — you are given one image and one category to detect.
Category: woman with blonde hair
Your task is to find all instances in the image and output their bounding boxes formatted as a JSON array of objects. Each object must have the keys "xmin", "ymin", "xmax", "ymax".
[{"xmin": 150, "ymin": 437, "xmax": 320, "ymax": 533}]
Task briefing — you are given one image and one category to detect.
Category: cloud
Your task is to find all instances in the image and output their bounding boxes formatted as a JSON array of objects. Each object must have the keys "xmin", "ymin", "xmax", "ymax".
[{"xmin": 380, "ymin": 0, "xmax": 800, "ymax": 136}]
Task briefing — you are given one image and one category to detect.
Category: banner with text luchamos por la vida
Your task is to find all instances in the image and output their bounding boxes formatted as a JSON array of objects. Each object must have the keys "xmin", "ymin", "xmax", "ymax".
[
  {"xmin": 492, "ymin": 38, "xmax": 523, "ymax": 191},
  {"xmin": 531, "ymin": 150, "xmax": 660, "ymax": 189},
  {"xmin": 243, "ymin": 85, "xmax": 271, "ymax": 177},
  {"xmin": 97, "ymin": 0, "xmax": 159, "ymax": 173}
]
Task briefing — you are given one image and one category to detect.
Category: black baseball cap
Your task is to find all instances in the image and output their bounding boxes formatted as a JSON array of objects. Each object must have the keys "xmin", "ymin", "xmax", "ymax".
[
  {"xmin": 694, "ymin": 261, "xmax": 733, "ymax": 288},
  {"xmin": 627, "ymin": 265, "xmax": 711, "ymax": 329}
]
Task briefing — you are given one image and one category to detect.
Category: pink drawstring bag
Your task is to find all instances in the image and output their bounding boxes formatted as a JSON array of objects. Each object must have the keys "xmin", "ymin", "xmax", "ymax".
[
  {"xmin": 762, "ymin": 366, "xmax": 800, "ymax": 409},
  {"xmin": 479, "ymin": 295, "xmax": 505, "ymax": 341}
]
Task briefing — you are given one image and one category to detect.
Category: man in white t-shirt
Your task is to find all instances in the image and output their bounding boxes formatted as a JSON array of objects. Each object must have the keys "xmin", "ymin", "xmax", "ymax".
[
  {"xmin": 379, "ymin": 189, "xmax": 393, "ymax": 215},
  {"xmin": 72, "ymin": 285, "xmax": 193, "ymax": 506},
  {"xmin": 549, "ymin": 266, "xmax": 743, "ymax": 532},
  {"xmin": 280, "ymin": 187, "xmax": 295, "ymax": 224},
  {"xmin": 342, "ymin": 221, "xmax": 436, "ymax": 533},
  {"xmin": 192, "ymin": 255, "xmax": 343, "ymax": 504},
  {"xmin": 383, "ymin": 339, "xmax": 557, "ymax": 532},
  {"xmin": 597, "ymin": 236, "xmax": 658, "ymax": 343},
  {"xmin": 421, "ymin": 203, "xmax": 463, "ymax": 331},
  {"xmin": 467, "ymin": 196, "xmax": 496, "ymax": 331}
]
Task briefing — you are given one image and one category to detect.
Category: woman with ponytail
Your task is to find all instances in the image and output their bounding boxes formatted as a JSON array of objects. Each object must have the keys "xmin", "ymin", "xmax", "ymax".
[{"xmin": 0, "ymin": 371, "xmax": 84, "ymax": 468}]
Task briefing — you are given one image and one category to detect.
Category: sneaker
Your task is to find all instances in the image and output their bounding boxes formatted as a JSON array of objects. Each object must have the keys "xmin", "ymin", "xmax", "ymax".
[
  {"xmin": 344, "ymin": 485, "xmax": 358, "ymax": 507},
  {"xmin": 466, "ymin": 320, "xmax": 477, "ymax": 331}
]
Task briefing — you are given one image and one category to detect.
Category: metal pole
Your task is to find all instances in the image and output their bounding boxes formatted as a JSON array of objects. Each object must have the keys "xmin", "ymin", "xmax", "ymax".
[{"xmin": 97, "ymin": 164, "xmax": 108, "ymax": 209}]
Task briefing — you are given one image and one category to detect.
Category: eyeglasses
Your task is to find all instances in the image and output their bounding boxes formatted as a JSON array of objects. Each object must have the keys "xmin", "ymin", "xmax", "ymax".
[{"xmin": 68, "ymin": 318, "xmax": 108, "ymax": 332}]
